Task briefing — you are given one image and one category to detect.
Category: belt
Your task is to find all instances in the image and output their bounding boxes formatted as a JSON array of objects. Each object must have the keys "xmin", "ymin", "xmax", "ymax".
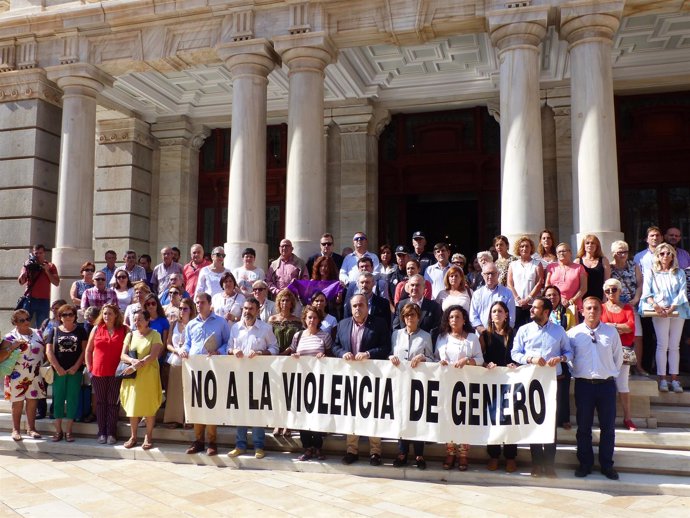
[{"xmin": 576, "ymin": 377, "xmax": 614, "ymax": 384}]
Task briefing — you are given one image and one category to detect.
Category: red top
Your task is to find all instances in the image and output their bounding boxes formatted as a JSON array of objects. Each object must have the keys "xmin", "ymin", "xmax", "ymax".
[
  {"xmin": 91, "ymin": 324, "xmax": 128, "ymax": 376},
  {"xmin": 184, "ymin": 258, "xmax": 211, "ymax": 295},
  {"xmin": 22, "ymin": 263, "xmax": 58, "ymax": 299},
  {"xmin": 600, "ymin": 303, "xmax": 635, "ymax": 347}
]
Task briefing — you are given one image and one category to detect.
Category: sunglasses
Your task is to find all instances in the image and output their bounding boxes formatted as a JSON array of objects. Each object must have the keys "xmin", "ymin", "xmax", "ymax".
[
  {"xmin": 214, "ymin": 253, "xmax": 226, "ymax": 258},
  {"xmin": 604, "ymin": 288, "xmax": 618, "ymax": 294},
  {"xmin": 589, "ymin": 330, "xmax": 597, "ymax": 343},
  {"xmin": 353, "ymin": 236, "xmax": 367, "ymax": 241},
  {"xmin": 16, "ymin": 318, "xmax": 30, "ymax": 324},
  {"xmin": 60, "ymin": 312, "xmax": 75, "ymax": 318},
  {"xmin": 169, "ymin": 291, "xmax": 180, "ymax": 295},
  {"xmin": 116, "ymin": 275, "xmax": 128, "ymax": 280},
  {"xmin": 145, "ymin": 302, "xmax": 157, "ymax": 307},
  {"xmin": 94, "ymin": 278, "xmax": 106, "ymax": 282},
  {"xmin": 181, "ymin": 307, "xmax": 191, "ymax": 312},
  {"xmin": 320, "ymin": 242, "xmax": 333, "ymax": 246},
  {"xmin": 659, "ymin": 252, "xmax": 672, "ymax": 257},
  {"xmin": 83, "ymin": 269, "xmax": 95, "ymax": 273},
  {"xmin": 253, "ymin": 287, "xmax": 266, "ymax": 292}
]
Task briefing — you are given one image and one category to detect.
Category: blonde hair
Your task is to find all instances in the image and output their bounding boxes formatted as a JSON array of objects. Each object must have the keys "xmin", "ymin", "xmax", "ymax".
[
  {"xmin": 652, "ymin": 243, "xmax": 679, "ymax": 273},
  {"xmin": 577, "ymin": 234, "xmax": 603, "ymax": 259},
  {"xmin": 512, "ymin": 235, "xmax": 535, "ymax": 256}
]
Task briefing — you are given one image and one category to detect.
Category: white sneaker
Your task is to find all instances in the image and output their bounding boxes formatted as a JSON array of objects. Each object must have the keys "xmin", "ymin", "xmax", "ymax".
[
  {"xmin": 671, "ymin": 380, "xmax": 684, "ymax": 393},
  {"xmin": 659, "ymin": 379, "xmax": 669, "ymax": 392}
]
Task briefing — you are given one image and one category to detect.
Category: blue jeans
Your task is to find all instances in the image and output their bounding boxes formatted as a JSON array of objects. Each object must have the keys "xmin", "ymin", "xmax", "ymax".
[
  {"xmin": 29, "ymin": 298, "xmax": 50, "ymax": 328},
  {"xmin": 575, "ymin": 378, "xmax": 617, "ymax": 470},
  {"xmin": 235, "ymin": 427, "xmax": 265, "ymax": 450}
]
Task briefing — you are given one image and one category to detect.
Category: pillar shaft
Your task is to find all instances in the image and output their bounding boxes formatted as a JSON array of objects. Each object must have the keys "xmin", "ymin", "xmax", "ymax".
[
  {"xmin": 217, "ymin": 40, "xmax": 278, "ymax": 270},
  {"xmin": 489, "ymin": 8, "xmax": 548, "ymax": 246},
  {"xmin": 46, "ymin": 63, "xmax": 111, "ymax": 302},
  {"xmin": 275, "ymin": 33, "xmax": 336, "ymax": 261},
  {"xmin": 561, "ymin": 1, "xmax": 624, "ymax": 252}
]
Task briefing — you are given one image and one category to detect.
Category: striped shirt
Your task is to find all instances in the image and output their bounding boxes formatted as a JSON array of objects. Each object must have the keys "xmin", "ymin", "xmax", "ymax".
[{"xmin": 289, "ymin": 330, "xmax": 332, "ymax": 356}]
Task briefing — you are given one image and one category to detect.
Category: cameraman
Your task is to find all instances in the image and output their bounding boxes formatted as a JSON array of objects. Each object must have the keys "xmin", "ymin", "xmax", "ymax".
[{"xmin": 17, "ymin": 244, "xmax": 60, "ymax": 327}]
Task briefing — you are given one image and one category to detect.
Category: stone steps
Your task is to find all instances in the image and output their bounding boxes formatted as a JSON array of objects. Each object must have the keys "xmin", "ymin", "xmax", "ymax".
[{"xmin": 3, "ymin": 436, "xmax": 690, "ymax": 497}]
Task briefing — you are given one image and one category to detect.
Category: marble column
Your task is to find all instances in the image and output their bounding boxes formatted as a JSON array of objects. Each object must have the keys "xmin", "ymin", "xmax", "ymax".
[
  {"xmin": 489, "ymin": 7, "xmax": 548, "ymax": 246},
  {"xmin": 95, "ymin": 117, "xmax": 155, "ymax": 261},
  {"xmin": 46, "ymin": 63, "xmax": 111, "ymax": 302},
  {"xmin": 561, "ymin": 1, "xmax": 624, "ymax": 253},
  {"xmin": 274, "ymin": 33, "xmax": 336, "ymax": 261},
  {"xmin": 151, "ymin": 116, "xmax": 209, "ymax": 258},
  {"xmin": 216, "ymin": 40, "xmax": 278, "ymax": 270},
  {"xmin": 0, "ymin": 69, "xmax": 61, "ymax": 318},
  {"xmin": 541, "ymin": 104, "xmax": 559, "ymax": 234}
]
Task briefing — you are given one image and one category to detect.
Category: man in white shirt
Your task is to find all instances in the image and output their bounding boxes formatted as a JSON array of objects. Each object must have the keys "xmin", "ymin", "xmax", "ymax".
[
  {"xmin": 470, "ymin": 263, "xmax": 516, "ymax": 333},
  {"xmin": 227, "ymin": 297, "xmax": 278, "ymax": 459},
  {"xmin": 568, "ymin": 297, "xmax": 623, "ymax": 481},
  {"xmin": 424, "ymin": 242, "xmax": 451, "ymax": 298},
  {"xmin": 339, "ymin": 232, "xmax": 380, "ymax": 285}
]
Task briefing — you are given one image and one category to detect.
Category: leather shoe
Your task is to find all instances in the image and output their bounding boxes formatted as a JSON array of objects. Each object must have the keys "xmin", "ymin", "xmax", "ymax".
[
  {"xmin": 206, "ymin": 443, "xmax": 218, "ymax": 456},
  {"xmin": 574, "ymin": 465, "xmax": 591, "ymax": 478},
  {"xmin": 505, "ymin": 459, "xmax": 517, "ymax": 473},
  {"xmin": 601, "ymin": 467, "xmax": 619, "ymax": 480},
  {"xmin": 530, "ymin": 465, "xmax": 542, "ymax": 477},
  {"xmin": 186, "ymin": 441, "xmax": 204, "ymax": 454},
  {"xmin": 487, "ymin": 458, "xmax": 499, "ymax": 471},
  {"xmin": 369, "ymin": 453, "xmax": 382, "ymax": 466},
  {"xmin": 341, "ymin": 452, "xmax": 359, "ymax": 465}
]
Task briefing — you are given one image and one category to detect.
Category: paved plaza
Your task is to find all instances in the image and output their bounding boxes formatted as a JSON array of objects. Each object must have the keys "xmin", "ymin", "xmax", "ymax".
[{"xmin": 0, "ymin": 449, "xmax": 688, "ymax": 517}]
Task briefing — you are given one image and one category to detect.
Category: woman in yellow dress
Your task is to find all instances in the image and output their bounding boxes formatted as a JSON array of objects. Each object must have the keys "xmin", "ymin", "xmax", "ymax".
[{"xmin": 119, "ymin": 308, "xmax": 163, "ymax": 450}]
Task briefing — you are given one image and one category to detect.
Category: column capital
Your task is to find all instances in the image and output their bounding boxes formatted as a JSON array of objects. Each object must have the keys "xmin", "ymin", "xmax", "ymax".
[
  {"xmin": 0, "ymin": 68, "xmax": 62, "ymax": 106},
  {"xmin": 97, "ymin": 117, "xmax": 157, "ymax": 150},
  {"xmin": 487, "ymin": 6, "xmax": 548, "ymax": 53},
  {"xmin": 273, "ymin": 32, "xmax": 336, "ymax": 73},
  {"xmin": 216, "ymin": 38, "xmax": 280, "ymax": 76},
  {"xmin": 560, "ymin": 1, "xmax": 623, "ymax": 48},
  {"xmin": 45, "ymin": 63, "xmax": 112, "ymax": 96}
]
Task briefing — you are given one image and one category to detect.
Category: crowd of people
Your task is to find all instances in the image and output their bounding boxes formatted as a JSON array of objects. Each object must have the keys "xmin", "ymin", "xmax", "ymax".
[{"xmin": 1, "ymin": 225, "xmax": 689, "ymax": 480}]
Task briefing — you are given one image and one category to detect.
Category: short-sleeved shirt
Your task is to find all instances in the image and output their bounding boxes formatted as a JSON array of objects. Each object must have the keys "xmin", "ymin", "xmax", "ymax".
[
  {"xmin": 46, "ymin": 326, "xmax": 88, "ymax": 370},
  {"xmin": 21, "ymin": 262, "xmax": 58, "ymax": 300}
]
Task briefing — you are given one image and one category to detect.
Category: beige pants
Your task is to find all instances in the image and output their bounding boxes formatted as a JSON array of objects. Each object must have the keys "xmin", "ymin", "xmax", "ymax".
[
  {"xmin": 346, "ymin": 434, "xmax": 381, "ymax": 455},
  {"xmin": 194, "ymin": 424, "xmax": 217, "ymax": 444}
]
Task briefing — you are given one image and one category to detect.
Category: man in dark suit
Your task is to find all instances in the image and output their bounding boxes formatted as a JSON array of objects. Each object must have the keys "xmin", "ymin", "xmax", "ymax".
[
  {"xmin": 344, "ymin": 272, "xmax": 391, "ymax": 329},
  {"xmin": 392, "ymin": 274, "xmax": 442, "ymax": 334},
  {"xmin": 306, "ymin": 233, "xmax": 343, "ymax": 277},
  {"xmin": 333, "ymin": 293, "xmax": 391, "ymax": 466}
]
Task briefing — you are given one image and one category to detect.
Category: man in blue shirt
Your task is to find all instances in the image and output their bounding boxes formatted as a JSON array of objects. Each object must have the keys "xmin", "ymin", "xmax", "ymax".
[
  {"xmin": 512, "ymin": 296, "xmax": 572, "ymax": 478},
  {"xmin": 180, "ymin": 292, "xmax": 231, "ymax": 456},
  {"xmin": 470, "ymin": 263, "xmax": 516, "ymax": 333}
]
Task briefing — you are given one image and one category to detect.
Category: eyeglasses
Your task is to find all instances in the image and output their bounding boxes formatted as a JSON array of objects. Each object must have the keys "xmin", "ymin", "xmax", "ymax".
[
  {"xmin": 604, "ymin": 288, "xmax": 618, "ymax": 294},
  {"xmin": 181, "ymin": 307, "xmax": 191, "ymax": 312},
  {"xmin": 556, "ymin": 250, "xmax": 570, "ymax": 254},
  {"xmin": 615, "ymin": 250, "xmax": 628, "ymax": 255},
  {"xmin": 145, "ymin": 302, "xmax": 157, "ymax": 307},
  {"xmin": 60, "ymin": 313, "xmax": 75, "ymax": 318},
  {"xmin": 279, "ymin": 245, "xmax": 291, "ymax": 249},
  {"xmin": 83, "ymin": 269, "xmax": 95, "ymax": 273},
  {"xmin": 483, "ymin": 271, "xmax": 498, "ymax": 277},
  {"xmin": 589, "ymin": 330, "xmax": 597, "ymax": 343},
  {"xmin": 353, "ymin": 236, "xmax": 367, "ymax": 241},
  {"xmin": 320, "ymin": 242, "xmax": 333, "ymax": 246},
  {"xmin": 659, "ymin": 252, "xmax": 672, "ymax": 257},
  {"xmin": 214, "ymin": 253, "xmax": 226, "ymax": 258},
  {"xmin": 16, "ymin": 318, "xmax": 29, "ymax": 324}
]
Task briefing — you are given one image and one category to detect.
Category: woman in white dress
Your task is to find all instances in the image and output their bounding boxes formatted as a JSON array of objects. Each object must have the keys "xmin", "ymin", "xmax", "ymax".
[
  {"xmin": 113, "ymin": 270, "xmax": 134, "ymax": 313},
  {"xmin": 507, "ymin": 236, "xmax": 544, "ymax": 330},
  {"xmin": 196, "ymin": 246, "xmax": 230, "ymax": 297},
  {"xmin": 163, "ymin": 298, "xmax": 195, "ymax": 428}
]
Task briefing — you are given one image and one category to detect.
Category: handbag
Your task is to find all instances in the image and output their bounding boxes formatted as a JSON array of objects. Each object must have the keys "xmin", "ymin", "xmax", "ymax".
[
  {"xmin": 40, "ymin": 365, "xmax": 54, "ymax": 384},
  {"xmin": 622, "ymin": 345, "xmax": 637, "ymax": 366},
  {"xmin": 115, "ymin": 333, "xmax": 137, "ymax": 379},
  {"xmin": 15, "ymin": 295, "xmax": 31, "ymax": 312}
]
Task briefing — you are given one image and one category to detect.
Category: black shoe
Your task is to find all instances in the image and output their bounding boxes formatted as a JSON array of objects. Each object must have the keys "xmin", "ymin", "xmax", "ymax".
[
  {"xmin": 392, "ymin": 454, "xmax": 408, "ymax": 467},
  {"xmin": 601, "ymin": 467, "xmax": 619, "ymax": 480},
  {"xmin": 416, "ymin": 457, "xmax": 427, "ymax": 470},
  {"xmin": 574, "ymin": 465, "xmax": 591, "ymax": 478},
  {"xmin": 369, "ymin": 453, "xmax": 382, "ymax": 466},
  {"xmin": 530, "ymin": 465, "xmax": 542, "ymax": 478},
  {"xmin": 341, "ymin": 452, "xmax": 359, "ymax": 465}
]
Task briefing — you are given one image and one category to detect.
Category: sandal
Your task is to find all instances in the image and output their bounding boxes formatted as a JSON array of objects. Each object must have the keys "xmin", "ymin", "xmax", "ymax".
[
  {"xmin": 11, "ymin": 430, "xmax": 23, "ymax": 441},
  {"xmin": 51, "ymin": 432, "xmax": 64, "ymax": 442},
  {"xmin": 123, "ymin": 437, "xmax": 137, "ymax": 449},
  {"xmin": 457, "ymin": 453, "xmax": 468, "ymax": 471},
  {"xmin": 298, "ymin": 448, "xmax": 313, "ymax": 461},
  {"xmin": 26, "ymin": 430, "xmax": 42, "ymax": 439},
  {"xmin": 142, "ymin": 441, "xmax": 153, "ymax": 450},
  {"xmin": 65, "ymin": 433, "xmax": 75, "ymax": 443},
  {"xmin": 442, "ymin": 454, "xmax": 455, "ymax": 470}
]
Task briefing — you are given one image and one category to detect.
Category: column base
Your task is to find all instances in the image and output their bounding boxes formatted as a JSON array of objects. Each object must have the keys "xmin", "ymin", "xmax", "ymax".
[
  {"xmin": 572, "ymin": 231, "xmax": 624, "ymax": 260},
  {"xmin": 224, "ymin": 241, "xmax": 269, "ymax": 273},
  {"xmin": 50, "ymin": 247, "xmax": 95, "ymax": 303}
]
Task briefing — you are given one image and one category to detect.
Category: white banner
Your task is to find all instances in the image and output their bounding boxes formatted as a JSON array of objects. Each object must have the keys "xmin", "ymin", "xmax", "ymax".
[{"xmin": 182, "ymin": 356, "xmax": 556, "ymax": 445}]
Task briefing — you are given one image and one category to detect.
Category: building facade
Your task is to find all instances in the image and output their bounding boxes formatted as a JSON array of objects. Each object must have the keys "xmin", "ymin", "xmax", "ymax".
[{"xmin": 0, "ymin": 0, "xmax": 689, "ymax": 312}]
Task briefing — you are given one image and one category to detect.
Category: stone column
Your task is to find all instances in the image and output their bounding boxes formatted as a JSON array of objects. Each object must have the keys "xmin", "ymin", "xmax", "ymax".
[
  {"xmin": 489, "ymin": 7, "xmax": 548, "ymax": 246},
  {"xmin": 0, "ymin": 69, "xmax": 61, "ymax": 319},
  {"xmin": 216, "ymin": 40, "xmax": 278, "ymax": 270},
  {"xmin": 561, "ymin": 0, "xmax": 624, "ymax": 253},
  {"xmin": 95, "ymin": 117, "xmax": 156, "ymax": 262},
  {"xmin": 151, "ymin": 116, "xmax": 209, "ymax": 258},
  {"xmin": 46, "ymin": 63, "xmax": 111, "ymax": 302},
  {"xmin": 274, "ymin": 33, "xmax": 336, "ymax": 261},
  {"xmin": 541, "ymin": 104, "xmax": 559, "ymax": 234}
]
